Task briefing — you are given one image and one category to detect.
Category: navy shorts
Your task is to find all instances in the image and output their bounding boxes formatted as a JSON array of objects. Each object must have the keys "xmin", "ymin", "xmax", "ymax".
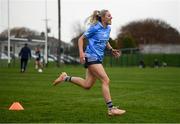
[
  {"xmin": 84, "ymin": 57, "xmax": 102, "ymax": 68},
  {"xmin": 36, "ymin": 58, "xmax": 40, "ymax": 61}
]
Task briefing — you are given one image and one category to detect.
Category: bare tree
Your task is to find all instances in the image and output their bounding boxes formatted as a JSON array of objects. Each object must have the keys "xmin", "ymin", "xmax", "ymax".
[
  {"xmin": 116, "ymin": 18, "xmax": 180, "ymax": 48},
  {"xmin": 0, "ymin": 27, "xmax": 40, "ymax": 38}
]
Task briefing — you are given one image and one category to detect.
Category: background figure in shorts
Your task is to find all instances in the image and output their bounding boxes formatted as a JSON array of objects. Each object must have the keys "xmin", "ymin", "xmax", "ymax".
[{"xmin": 35, "ymin": 48, "xmax": 43, "ymax": 72}]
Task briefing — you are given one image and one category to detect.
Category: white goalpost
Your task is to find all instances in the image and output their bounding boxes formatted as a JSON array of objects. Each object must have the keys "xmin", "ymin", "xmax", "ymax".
[{"xmin": 6, "ymin": 0, "xmax": 48, "ymax": 66}]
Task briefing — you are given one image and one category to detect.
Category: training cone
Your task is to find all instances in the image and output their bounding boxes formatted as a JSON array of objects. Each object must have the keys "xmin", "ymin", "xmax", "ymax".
[{"xmin": 9, "ymin": 102, "xmax": 24, "ymax": 111}]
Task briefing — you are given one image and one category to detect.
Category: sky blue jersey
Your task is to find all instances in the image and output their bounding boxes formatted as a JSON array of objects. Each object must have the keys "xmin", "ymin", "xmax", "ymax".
[{"xmin": 84, "ymin": 21, "xmax": 111, "ymax": 62}]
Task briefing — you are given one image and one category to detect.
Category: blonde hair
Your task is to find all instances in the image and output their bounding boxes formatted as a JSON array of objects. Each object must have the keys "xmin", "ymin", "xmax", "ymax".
[{"xmin": 86, "ymin": 9, "xmax": 109, "ymax": 24}]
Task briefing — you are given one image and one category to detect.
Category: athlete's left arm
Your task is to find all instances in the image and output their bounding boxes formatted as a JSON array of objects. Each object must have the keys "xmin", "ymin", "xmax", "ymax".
[
  {"xmin": 106, "ymin": 42, "xmax": 121, "ymax": 58},
  {"xmin": 106, "ymin": 42, "xmax": 113, "ymax": 50}
]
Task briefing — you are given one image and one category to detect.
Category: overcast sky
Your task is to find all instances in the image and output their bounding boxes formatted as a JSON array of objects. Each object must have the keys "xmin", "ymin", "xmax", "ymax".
[{"xmin": 0, "ymin": 0, "xmax": 180, "ymax": 43}]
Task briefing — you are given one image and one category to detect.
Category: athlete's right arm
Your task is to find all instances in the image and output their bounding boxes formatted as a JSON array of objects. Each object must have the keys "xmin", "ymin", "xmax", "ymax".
[{"xmin": 78, "ymin": 35, "xmax": 85, "ymax": 64}]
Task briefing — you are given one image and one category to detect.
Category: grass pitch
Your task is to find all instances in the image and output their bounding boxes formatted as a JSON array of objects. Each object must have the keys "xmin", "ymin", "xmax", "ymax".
[{"xmin": 0, "ymin": 66, "xmax": 180, "ymax": 123}]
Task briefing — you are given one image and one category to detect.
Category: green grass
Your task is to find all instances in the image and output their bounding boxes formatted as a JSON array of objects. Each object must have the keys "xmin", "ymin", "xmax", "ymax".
[{"xmin": 0, "ymin": 66, "xmax": 180, "ymax": 123}]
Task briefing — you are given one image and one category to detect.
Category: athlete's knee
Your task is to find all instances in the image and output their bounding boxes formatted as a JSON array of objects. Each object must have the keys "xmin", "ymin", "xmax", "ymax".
[
  {"xmin": 84, "ymin": 83, "xmax": 93, "ymax": 90},
  {"xmin": 102, "ymin": 77, "xmax": 110, "ymax": 85},
  {"xmin": 84, "ymin": 85, "xmax": 92, "ymax": 90}
]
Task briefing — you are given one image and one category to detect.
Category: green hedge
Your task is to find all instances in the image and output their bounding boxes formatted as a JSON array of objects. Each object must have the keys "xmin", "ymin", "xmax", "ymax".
[
  {"xmin": 104, "ymin": 53, "xmax": 180, "ymax": 67},
  {"xmin": 1, "ymin": 54, "xmax": 180, "ymax": 67},
  {"xmin": 143, "ymin": 54, "xmax": 180, "ymax": 67}
]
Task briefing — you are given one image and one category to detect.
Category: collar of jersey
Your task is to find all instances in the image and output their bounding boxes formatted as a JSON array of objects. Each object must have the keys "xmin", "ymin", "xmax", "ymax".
[{"xmin": 97, "ymin": 21, "xmax": 108, "ymax": 29}]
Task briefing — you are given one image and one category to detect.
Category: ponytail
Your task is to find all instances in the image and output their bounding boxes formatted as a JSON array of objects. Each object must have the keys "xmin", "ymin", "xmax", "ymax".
[
  {"xmin": 86, "ymin": 9, "xmax": 109, "ymax": 25},
  {"xmin": 89, "ymin": 10, "xmax": 101, "ymax": 24}
]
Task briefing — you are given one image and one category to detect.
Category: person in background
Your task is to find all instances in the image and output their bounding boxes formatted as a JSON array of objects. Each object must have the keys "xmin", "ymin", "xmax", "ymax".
[
  {"xmin": 19, "ymin": 43, "xmax": 31, "ymax": 72},
  {"xmin": 35, "ymin": 47, "xmax": 43, "ymax": 72},
  {"xmin": 53, "ymin": 9, "xmax": 126, "ymax": 116},
  {"xmin": 154, "ymin": 58, "xmax": 160, "ymax": 68},
  {"xmin": 139, "ymin": 59, "xmax": 146, "ymax": 68}
]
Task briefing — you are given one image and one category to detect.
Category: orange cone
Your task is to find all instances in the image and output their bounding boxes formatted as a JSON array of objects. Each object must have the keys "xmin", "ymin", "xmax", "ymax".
[{"xmin": 9, "ymin": 102, "xmax": 24, "ymax": 110}]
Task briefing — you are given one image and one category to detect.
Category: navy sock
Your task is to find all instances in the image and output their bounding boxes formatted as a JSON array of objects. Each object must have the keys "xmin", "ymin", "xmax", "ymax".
[
  {"xmin": 106, "ymin": 101, "xmax": 113, "ymax": 109},
  {"xmin": 65, "ymin": 76, "xmax": 72, "ymax": 82}
]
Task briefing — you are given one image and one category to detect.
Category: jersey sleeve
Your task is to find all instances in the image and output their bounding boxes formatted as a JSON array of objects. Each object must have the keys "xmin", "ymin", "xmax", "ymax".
[{"xmin": 84, "ymin": 24, "xmax": 98, "ymax": 39}]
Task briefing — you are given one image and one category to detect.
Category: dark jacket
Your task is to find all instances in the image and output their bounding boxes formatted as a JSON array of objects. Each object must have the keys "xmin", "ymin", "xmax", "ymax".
[{"xmin": 19, "ymin": 46, "xmax": 31, "ymax": 59}]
